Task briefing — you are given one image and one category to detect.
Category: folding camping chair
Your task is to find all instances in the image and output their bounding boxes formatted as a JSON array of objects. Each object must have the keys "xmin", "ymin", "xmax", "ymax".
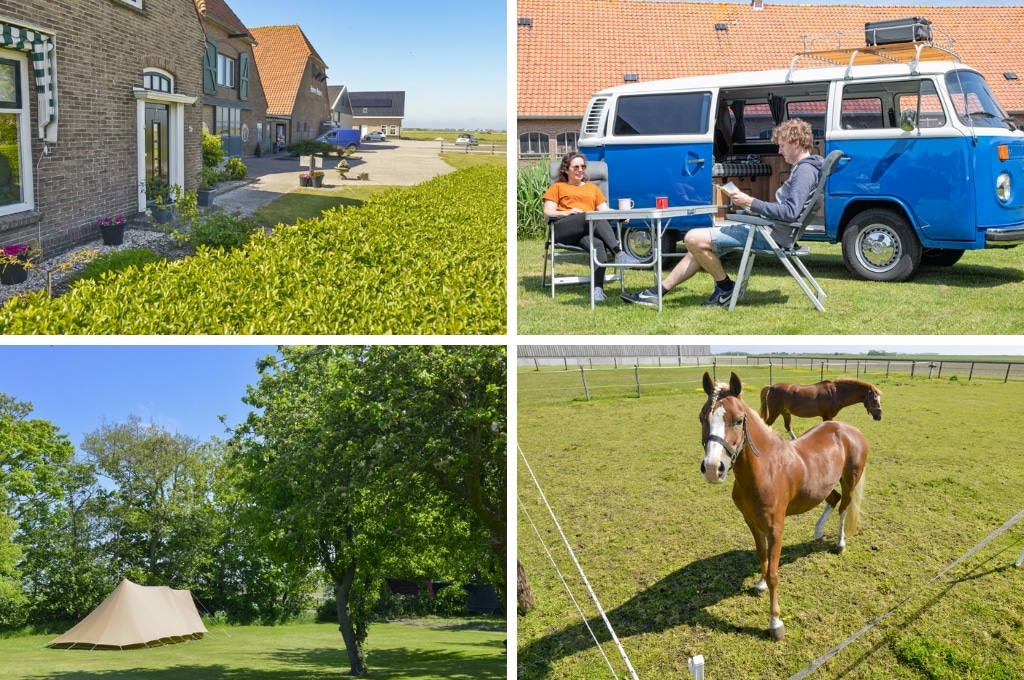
[
  {"xmin": 723, "ymin": 149, "xmax": 844, "ymax": 312},
  {"xmin": 540, "ymin": 160, "xmax": 620, "ymax": 297}
]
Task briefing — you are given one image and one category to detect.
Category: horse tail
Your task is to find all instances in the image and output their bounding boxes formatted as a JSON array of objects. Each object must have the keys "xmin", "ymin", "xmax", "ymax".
[
  {"xmin": 845, "ymin": 469, "xmax": 866, "ymax": 535},
  {"xmin": 759, "ymin": 385, "xmax": 771, "ymax": 421}
]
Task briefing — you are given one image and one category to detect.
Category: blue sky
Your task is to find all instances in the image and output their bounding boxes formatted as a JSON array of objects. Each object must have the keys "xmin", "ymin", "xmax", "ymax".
[
  {"xmin": 0, "ymin": 345, "xmax": 277, "ymax": 454},
  {"xmin": 230, "ymin": 0, "xmax": 507, "ymax": 130}
]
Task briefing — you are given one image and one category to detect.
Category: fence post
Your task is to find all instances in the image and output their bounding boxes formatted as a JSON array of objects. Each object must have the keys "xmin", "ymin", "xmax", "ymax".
[
  {"xmin": 886, "ymin": 360, "xmax": 891, "ymax": 379},
  {"xmin": 768, "ymin": 360, "xmax": 773, "ymax": 385},
  {"xmin": 534, "ymin": 358, "xmax": 539, "ymax": 371},
  {"xmin": 635, "ymin": 364, "xmax": 641, "ymax": 398},
  {"xmin": 712, "ymin": 358, "xmax": 717, "ymax": 383},
  {"xmin": 1006, "ymin": 363, "xmax": 1013, "ymax": 383},
  {"xmin": 911, "ymin": 361, "xmax": 916, "ymax": 379},
  {"xmin": 580, "ymin": 366, "xmax": 590, "ymax": 401},
  {"xmin": 820, "ymin": 362, "xmax": 825, "ymax": 381},
  {"xmin": 969, "ymin": 362, "xmax": 975, "ymax": 381},
  {"xmin": 937, "ymin": 361, "xmax": 943, "ymax": 379}
]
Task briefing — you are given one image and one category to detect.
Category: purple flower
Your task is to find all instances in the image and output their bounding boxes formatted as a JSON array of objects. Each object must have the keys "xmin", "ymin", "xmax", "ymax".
[{"xmin": 1, "ymin": 244, "xmax": 29, "ymax": 257}]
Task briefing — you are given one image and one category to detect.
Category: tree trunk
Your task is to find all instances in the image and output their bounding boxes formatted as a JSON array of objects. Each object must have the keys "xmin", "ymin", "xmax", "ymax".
[
  {"xmin": 334, "ymin": 563, "xmax": 366, "ymax": 676},
  {"xmin": 517, "ymin": 559, "xmax": 535, "ymax": 614}
]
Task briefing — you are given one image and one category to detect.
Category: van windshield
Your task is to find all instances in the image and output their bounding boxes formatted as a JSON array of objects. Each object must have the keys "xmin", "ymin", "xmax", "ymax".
[
  {"xmin": 946, "ymin": 71, "xmax": 1015, "ymax": 130},
  {"xmin": 613, "ymin": 92, "xmax": 711, "ymax": 136}
]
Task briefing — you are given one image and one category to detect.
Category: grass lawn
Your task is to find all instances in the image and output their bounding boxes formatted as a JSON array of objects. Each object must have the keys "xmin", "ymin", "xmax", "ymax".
[
  {"xmin": 0, "ymin": 621, "xmax": 506, "ymax": 679},
  {"xmin": 518, "ymin": 368, "xmax": 1024, "ymax": 679},
  {"xmin": 517, "ymin": 237, "xmax": 1024, "ymax": 334}
]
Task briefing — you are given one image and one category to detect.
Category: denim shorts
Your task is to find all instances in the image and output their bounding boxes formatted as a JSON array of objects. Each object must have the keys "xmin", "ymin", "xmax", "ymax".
[{"xmin": 708, "ymin": 223, "xmax": 771, "ymax": 255}]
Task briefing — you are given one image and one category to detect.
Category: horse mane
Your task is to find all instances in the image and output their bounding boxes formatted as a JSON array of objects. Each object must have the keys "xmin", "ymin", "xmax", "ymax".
[{"xmin": 835, "ymin": 377, "xmax": 881, "ymax": 395}]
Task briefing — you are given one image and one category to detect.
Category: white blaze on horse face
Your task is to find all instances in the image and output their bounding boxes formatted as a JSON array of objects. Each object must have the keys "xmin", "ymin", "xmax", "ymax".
[{"xmin": 703, "ymin": 404, "xmax": 731, "ymax": 483}]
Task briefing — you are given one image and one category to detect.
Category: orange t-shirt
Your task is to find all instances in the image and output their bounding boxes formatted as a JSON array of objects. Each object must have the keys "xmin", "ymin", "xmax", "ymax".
[{"xmin": 542, "ymin": 181, "xmax": 607, "ymax": 212}]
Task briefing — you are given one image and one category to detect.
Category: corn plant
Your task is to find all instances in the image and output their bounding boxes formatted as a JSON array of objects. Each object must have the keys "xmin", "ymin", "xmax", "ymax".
[{"xmin": 517, "ymin": 161, "xmax": 550, "ymax": 240}]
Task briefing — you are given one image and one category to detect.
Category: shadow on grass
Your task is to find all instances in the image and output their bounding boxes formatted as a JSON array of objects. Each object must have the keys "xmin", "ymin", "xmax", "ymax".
[{"xmin": 518, "ymin": 539, "xmax": 832, "ymax": 677}]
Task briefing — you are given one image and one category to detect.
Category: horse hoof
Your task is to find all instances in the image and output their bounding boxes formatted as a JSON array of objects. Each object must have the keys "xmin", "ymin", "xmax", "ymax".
[
  {"xmin": 770, "ymin": 624, "xmax": 785, "ymax": 641},
  {"xmin": 754, "ymin": 579, "xmax": 768, "ymax": 595}
]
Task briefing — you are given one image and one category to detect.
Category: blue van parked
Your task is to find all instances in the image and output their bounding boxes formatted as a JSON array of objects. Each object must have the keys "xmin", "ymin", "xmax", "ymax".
[
  {"xmin": 316, "ymin": 127, "xmax": 361, "ymax": 152},
  {"xmin": 578, "ymin": 26, "xmax": 1024, "ymax": 281}
]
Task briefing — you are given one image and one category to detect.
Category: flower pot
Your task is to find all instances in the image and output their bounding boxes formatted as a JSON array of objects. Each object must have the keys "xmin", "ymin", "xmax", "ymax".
[
  {"xmin": 312, "ymin": 175, "xmax": 323, "ymax": 188},
  {"xmin": 197, "ymin": 188, "xmax": 216, "ymax": 207},
  {"xmin": 299, "ymin": 176, "xmax": 311, "ymax": 187},
  {"xmin": 0, "ymin": 261, "xmax": 27, "ymax": 285},
  {"xmin": 100, "ymin": 223, "xmax": 125, "ymax": 246},
  {"xmin": 152, "ymin": 207, "xmax": 174, "ymax": 225}
]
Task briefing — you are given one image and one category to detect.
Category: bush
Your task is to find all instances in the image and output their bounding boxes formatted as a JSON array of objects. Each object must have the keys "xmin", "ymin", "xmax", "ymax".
[
  {"xmin": 517, "ymin": 161, "xmax": 550, "ymax": 240},
  {"xmin": 0, "ymin": 165, "xmax": 506, "ymax": 334},
  {"xmin": 189, "ymin": 210, "xmax": 261, "ymax": 251},
  {"xmin": 202, "ymin": 130, "xmax": 225, "ymax": 169},
  {"xmin": 68, "ymin": 249, "xmax": 166, "ymax": 285},
  {"xmin": 286, "ymin": 140, "xmax": 337, "ymax": 158},
  {"xmin": 225, "ymin": 157, "xmax": 247, "ymax": 180}
]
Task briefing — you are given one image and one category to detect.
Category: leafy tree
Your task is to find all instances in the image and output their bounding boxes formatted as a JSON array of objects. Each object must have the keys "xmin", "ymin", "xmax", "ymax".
[
  {"xmin": 0, "ymin": 393, "xmax": 76, "ymax": 628},
  {"xmin": 232, "ymin": 346, "xmax": 505, "ymax": 676},
  {"xmin": 81, "ymin": 416, "xmax": 216, "ymax": 585}
]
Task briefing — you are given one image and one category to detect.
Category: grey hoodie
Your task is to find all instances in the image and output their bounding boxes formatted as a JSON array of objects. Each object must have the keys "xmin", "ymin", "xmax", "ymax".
[{"xmin": 749, "ymin": 154, "xmax": 824, "ymax": 222}]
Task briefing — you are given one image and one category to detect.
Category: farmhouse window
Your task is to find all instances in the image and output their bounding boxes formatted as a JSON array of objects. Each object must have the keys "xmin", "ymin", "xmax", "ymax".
[
  {"xmin": 0, "ymin": 51, "xmax": 34, "ymax": 216},
  {"xmin": 556, "ymin": 131, "xmax": 579, "ymax": 155},
  {"xmin": 217, "ymin": 54, "xmax": 235, "ymax": 88},
  {"xmin": 519, "ymin": 131, "xmax": 549, "ymax": 156},
  {"xmin": 0, "ymin": 21, "xmax": 57, "ymax": 142}
]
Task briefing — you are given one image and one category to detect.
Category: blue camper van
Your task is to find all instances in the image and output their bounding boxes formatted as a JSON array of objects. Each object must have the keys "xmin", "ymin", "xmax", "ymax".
[{"xmin": 578, "ymin": 26, "xmax": 1024, "ymax": 281}]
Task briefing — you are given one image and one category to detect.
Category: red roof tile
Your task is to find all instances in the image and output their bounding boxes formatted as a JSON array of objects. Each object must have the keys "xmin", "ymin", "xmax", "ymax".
[
  {"xmin": 250, "ymin": 25, "xmax": 328, "ymax": 117},
  {"xmin": 518, "ymin": 1, "xmax": 1024, "ymax": 117}
]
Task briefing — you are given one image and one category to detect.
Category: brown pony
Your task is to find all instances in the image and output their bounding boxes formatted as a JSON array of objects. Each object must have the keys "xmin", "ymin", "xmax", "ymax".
[
  {"xmin": 759, "ymin": 378, "xmax": 882, "ymax": 439},
  {"xmin": 700, "ymin": 372, "xmax": 869, "ymax": 641}
]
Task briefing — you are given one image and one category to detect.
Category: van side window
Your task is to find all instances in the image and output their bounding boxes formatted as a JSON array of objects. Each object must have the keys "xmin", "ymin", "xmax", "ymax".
[
  {"xmin": 613, "ymin": 92, "xmax": 711, "ymax": 135},
  {"xmin": 896, "ymin": 91, "xmax": 946, "ymax": 128},
  {"xmin": 841, "ymin": 97, "xmax": 884, "ymax": 130},
  {"xmin": 787, "ymin": 100, "xmax": 826, "ymax": 137}
]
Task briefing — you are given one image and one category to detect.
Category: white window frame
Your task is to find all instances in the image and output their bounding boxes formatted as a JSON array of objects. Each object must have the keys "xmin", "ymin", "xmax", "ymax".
[
  {"xmin": 0, "ymin": 49, "xmax": 34, "ymax": 217},
  {"xmin": 217, "ymin": 54, "xmax": 234, "ymax": 88},
  {"xmin": 115, "ymin": 0, "xmax": 143, "ymax": 8},
  {"xmin": 134, "ymin": 69, "xmax": 196, "ymax": 212}
]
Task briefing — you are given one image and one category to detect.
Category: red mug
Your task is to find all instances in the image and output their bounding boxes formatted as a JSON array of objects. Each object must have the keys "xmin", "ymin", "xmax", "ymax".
[{"xmin": 655, "ymin": 196, "xmax": 669, "ymax": 209}]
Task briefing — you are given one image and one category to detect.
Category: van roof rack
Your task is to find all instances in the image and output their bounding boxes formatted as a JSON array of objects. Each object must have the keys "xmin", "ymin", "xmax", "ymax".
[{"xmin": 786, "ymin": 28, "xmax": 960, "ymax": 82}]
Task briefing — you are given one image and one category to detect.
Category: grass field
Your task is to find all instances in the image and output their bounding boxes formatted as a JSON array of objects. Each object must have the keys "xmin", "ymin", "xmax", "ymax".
[
  {"xmin": 518, "ymin": 366, "xmax": 1024, "ymax": 679},
  {"xmin": 402, "ymin": 129, "xmax": 508, "ymax": 144},
  {"xmin": 0, "ymin": 621, "xmax": 506, "ymax": 679},
  {"xmin": 517, "ymin": 237, "xmax": 1024, "ymax": 334}
]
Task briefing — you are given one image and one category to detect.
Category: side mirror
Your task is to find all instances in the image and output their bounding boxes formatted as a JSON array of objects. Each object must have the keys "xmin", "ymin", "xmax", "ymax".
[{"xmin": 900, "ymin": 109, "xmax": 917, "ymax": 132}]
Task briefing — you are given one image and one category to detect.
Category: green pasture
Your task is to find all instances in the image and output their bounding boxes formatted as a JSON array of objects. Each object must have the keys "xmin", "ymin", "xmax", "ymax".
[
  {"xmin": 402, "ymin": 129, "xmax": 508, "ymax": 144},
  {"xmin": 516, "ymin": 238, "xmax": 1024, "ymax": 334},
  {"xmin": 518, "ymin": 366, "xmax": 1024, "ymax": 679},
  {"xmin": 1, "ymin": 621, "xmax": 505, "ymax": 679}
]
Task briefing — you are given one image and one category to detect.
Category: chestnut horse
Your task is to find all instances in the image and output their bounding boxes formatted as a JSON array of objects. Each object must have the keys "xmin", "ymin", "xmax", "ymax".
[
  {"xmin": 699, "ymin": 372, "xmax": 868, "ymax": 641},
  {"xmin": 759, "ymin": 378, "xmax": 882, "ymax": 440}
]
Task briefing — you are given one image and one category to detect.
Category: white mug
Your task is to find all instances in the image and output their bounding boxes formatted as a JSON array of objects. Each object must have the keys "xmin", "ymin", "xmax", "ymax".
[{"xmin": 617, "ymin": 198, "xmax": 635, "ymax": 210}]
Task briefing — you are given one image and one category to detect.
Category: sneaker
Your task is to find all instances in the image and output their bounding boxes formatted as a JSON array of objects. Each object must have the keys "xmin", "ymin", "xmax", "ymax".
[
  {"xmin": 614, "ymin": 250, "xmax": 648, "ymax": 266},
  {"xmin": 593, "ymin": 287, "xmax": 607, "ymax": 302},
  {"xmin": 620, "ymin": 288, "xmax": 660, "ymax": 307},
  {"xmin": 700, "ymin": 286, "xmax": 734, "ymax": 307}
]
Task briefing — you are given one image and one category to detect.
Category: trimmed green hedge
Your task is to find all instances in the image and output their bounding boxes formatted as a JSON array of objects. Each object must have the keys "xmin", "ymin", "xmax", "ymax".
[{"xmin": 0, "ymin": 165, "xmax": 506, "ymax": 335}]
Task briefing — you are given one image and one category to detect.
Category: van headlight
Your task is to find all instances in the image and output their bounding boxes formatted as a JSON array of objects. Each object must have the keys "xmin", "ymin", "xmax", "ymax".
[{"xmin": 997, "ymin": 172, "xmax": 1012, "ymax": 203}]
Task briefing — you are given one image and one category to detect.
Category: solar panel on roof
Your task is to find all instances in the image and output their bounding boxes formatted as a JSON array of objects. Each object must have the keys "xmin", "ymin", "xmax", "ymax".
[{"xmin": 351, "ymin": 98, "xmax": 393, "ymax": 108}]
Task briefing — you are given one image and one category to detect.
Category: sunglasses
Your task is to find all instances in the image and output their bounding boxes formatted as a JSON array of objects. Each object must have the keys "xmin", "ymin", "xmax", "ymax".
[{"xmin": 569, "ymin": 164, "xmax": 587, "ymax": 171}]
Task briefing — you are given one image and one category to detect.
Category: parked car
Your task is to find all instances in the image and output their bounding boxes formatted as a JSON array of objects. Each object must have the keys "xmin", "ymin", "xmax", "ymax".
[
  {"xmin": 316, "ymin": 128, "xmax": 360, "ymax": 152},
  {"xmin": 454, "ymin": 134, "xmax": 478, "ymax": 145},
  {"xmin": 363, "ymin": 131, "xmax": 387, "ymax": 142}
]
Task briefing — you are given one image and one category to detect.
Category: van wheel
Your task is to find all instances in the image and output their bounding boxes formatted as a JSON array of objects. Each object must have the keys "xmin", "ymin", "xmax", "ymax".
[
  {"xmin": 622, "ymin": 226, "xmax": 654, "ymax": 261},
  {"xmin": 346, "ymin": 144, "xmax": 357, "ymax": 152},
  {"xmin": 842, "ymin": 208, "xmax": 921, "ymax": 282},
  {"xmin": 921, "ymin": 248, "xmax": 965, "ymax": 267}
]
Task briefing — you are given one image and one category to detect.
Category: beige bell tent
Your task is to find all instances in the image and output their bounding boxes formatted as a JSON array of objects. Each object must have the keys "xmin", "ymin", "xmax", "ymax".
[{"xmin": 50, "ymin": 578, "xmax": 207, "ymax": 650}]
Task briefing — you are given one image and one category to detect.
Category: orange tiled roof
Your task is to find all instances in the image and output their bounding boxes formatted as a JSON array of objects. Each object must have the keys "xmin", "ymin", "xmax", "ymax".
[
  {"xmin": 194, "ymin": 0, "xmax": 250, "ymax": 38},
  {"xmin": 250, "ymin": 25, "xmax": 328, "ymax": 117},
  {"xmin": 517, "ymin": 0, "xmax": 1024, "ymax": 117}
]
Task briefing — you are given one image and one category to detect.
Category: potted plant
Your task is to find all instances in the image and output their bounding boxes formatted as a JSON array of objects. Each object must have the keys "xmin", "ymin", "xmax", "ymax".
[
  {"xmin": 0, "ymin": 242, "xmax": 40, "ymax": 286},
  {"xmin": 299, "ymin": 172, "xmax": 312, "ymax": 187},
  {"xmin": 197, "ymin": 167, "xmax": 218, "ymax": 207},
  {"xmin": 311, "ymin": 170, "xmax": 325, "ymax": 188},
  {"xmin": 96, "ymin": 214, "xmax": 126, "ymax": 246}
]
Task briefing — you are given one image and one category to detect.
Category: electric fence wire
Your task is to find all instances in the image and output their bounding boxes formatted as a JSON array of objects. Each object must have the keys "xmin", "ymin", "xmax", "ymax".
[
  {"xmin": 790, "ymin": 507, "xmax": 1024, "ymax": 679},
  {"xmin": 518, "ymin": 496, "xmax": 620, "ymax": 679},
  {"xmin": 518, "ymin": 443, "xmax": 641, "ymax": 680}
]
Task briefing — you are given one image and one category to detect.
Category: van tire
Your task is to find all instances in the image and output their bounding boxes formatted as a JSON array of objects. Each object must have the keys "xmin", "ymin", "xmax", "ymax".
[
  {"xmin": 346, "ymin": 144, "xmax": 357, "ymax": 152},
  {"xmin": 842, "ymin": 208, "xmax": 921, "ymax": 282},
  {"xmin": 921, "ymin": 248, "xmax": 965, "ymax": 267}
]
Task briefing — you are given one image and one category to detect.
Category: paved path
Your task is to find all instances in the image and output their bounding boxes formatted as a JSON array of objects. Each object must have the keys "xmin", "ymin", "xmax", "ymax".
[{"xmin": 213, "ymin": 138, "xmax": 456, "ymax": 216}]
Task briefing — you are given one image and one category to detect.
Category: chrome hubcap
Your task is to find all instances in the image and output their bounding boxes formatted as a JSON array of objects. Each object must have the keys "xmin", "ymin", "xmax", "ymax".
[{"xmin": 858, "ymin": 225, "xmax": 900, "ymax": 271}]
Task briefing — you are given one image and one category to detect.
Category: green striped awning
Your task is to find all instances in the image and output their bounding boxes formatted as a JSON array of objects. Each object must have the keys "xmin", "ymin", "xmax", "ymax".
[{"xmin": 0, "ymin": 22, "xmax": 56, "ymax": 141}]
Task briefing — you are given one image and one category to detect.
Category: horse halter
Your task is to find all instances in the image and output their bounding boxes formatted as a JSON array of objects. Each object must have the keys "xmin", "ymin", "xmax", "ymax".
[
  {"xmin": 701, "ymin": 394, "xmax": 762, "ymax": 465},
  {"xmin": 864, "ymin": 392, "xmax": 882, "ymax": 417}
]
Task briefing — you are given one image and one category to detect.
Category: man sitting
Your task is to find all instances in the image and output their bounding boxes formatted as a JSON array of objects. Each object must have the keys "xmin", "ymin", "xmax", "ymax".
[{"xmin": 621, "ymin": 118, "xmax": 823, "ymax": 308}]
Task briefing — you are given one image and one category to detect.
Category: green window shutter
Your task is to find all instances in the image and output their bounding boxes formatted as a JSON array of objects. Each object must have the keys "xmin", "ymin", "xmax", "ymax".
[
  {"xmin": 203, "ymin": 38, "xmax": 218, "ymax": 95},
  {"xmin": 239, "ymin": 52, "xmax": 250, "ymax": 101}
]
